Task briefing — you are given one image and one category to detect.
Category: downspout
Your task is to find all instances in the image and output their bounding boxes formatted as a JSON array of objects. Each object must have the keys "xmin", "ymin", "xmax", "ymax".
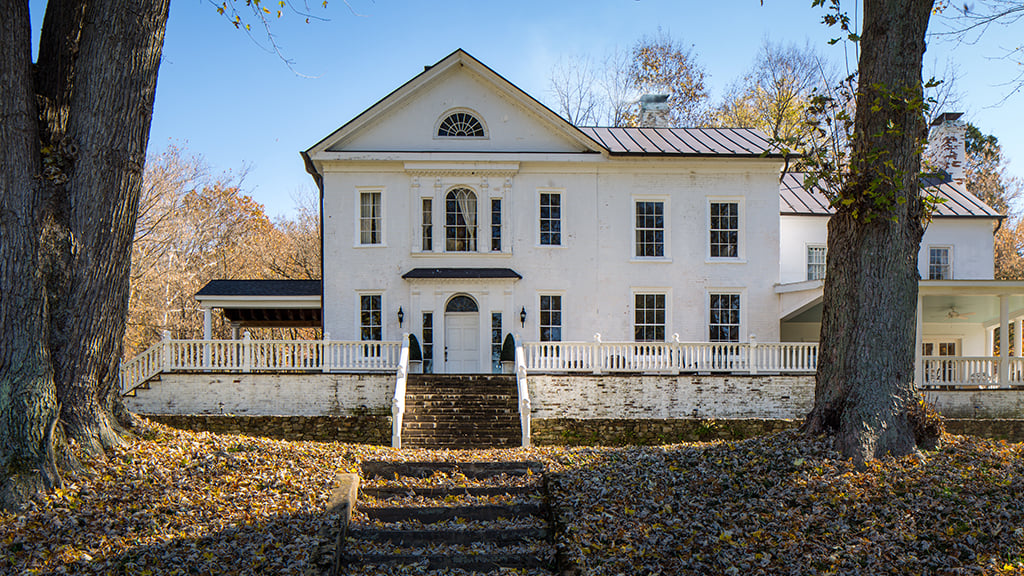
[{"xmin": 301, "ymin": 149, "xmax": 326, "ymax": 335}]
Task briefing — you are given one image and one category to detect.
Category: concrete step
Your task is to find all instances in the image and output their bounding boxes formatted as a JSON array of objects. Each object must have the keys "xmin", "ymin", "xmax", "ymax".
[
  {"xmin": 342, "ymin": 551, "xmax": 555, "ymax": 571},
  {"xmin": 360, "ymin": 461, "xmax": 544, "ymax": 479},
  {"xmin": 360, "ymin": 502, "xmax": 547, "ymax": 523},
  {"xmin": 360, "ymin": 485, "xmax": 537, "ymax": 498},
  {"xmin": 347, "ymin": 526, "xmax": 549, "ymax": 545}
]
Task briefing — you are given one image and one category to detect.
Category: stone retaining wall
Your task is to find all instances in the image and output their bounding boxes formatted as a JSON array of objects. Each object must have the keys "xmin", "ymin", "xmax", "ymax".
[
  {"xmin": 531, "ymin": 417, "xmax": 802, "ymax": 446},
  {"xmin": 144, "ymin": 414, "xmax": 391, "ymax": 444}
]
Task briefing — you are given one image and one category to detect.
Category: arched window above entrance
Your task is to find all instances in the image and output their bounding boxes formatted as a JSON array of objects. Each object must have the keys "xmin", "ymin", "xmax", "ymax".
[{"xmin": 446, "ymin": 295, "xmax": 478, "ymax": 313}]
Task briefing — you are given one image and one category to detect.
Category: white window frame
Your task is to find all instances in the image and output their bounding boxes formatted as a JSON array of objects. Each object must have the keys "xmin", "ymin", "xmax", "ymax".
[
  {"xmin": 807, "ymin": 244, "xmax": 827, "ymax": 281},
  {"xmin": 632, "ymin": 290, "xmax": 670, "ymax": 342},
  {"xmin": 356, "ymin": 291, "xmax": 385, "ymax": 341},
  {"xmin": 434, "ymin": 108, "xmax": 489, "ymax": 140},
  {"xmin": 928, "ymin": 245, "xmax": 953, "ymax": 280},
  {"xmin": 419, "ymin": 196, "xmax": 434, "ymax": 252},
  {"xmin": 632, "ymin": 195, "xmax": 671, "ymax": 261},
  {"xmin": 706, "ymin": 198, "xmax": 745, "ymax": 262},
  {"xmin": 706, "ymin": 289, "xmax": 745, "ymax": 343},
  {"xmin": 444, "ymin": 186, "xmax": 480, "ymax": 253},
  {"xmin": 537, "ymin": 292, "xmax": 565, "ymax": 342},
  {"xmin": 354, "ymin": 187, "xmax": 385, "ymax": 247},
  {"xmin": 537, "ymin": 189, "xmax": 565, "ymax": 248}
]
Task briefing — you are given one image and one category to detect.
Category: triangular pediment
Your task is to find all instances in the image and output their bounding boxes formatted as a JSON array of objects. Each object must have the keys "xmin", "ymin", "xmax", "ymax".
[{"xmin": 305, "ymin": 50, "xmax": 604, "ymax": 158}]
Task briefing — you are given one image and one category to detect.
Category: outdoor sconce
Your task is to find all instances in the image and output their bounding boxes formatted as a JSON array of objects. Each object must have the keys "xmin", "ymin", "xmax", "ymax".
[
  {"xmin": 397, "ymin": 307, "xmax": 404, "ymax": 327},
  {"xmin": 520, "ymin": 306, "xmax": 527, "ymax": 327}
]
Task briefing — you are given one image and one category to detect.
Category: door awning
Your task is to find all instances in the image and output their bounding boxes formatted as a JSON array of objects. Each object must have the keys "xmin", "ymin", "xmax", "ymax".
[{"xmin": 401, "ymin": 267, "xmax": 522, "ymax": 280}]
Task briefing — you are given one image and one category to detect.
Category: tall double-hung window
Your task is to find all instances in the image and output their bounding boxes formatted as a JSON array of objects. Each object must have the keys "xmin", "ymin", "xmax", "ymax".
[
  {"xmin": 360, "ymin": 295, "xmax": 382, "ymax": 341},
  {"xmin": 359, "ymin": 191, "xmax": 382, "ymax": 245},
  {"xmin": 421, "ymin": 198, "xmax": 433, "ymax": 251},
  {"xmin": 635, "ymin": 201, "xmax": 665, "ymax": 257},
  {"xmin": 929, "ymin": 246, "xmax": 952, "ymax": 280},
  {"xmin": 446, "ymin": 188, "xmax": 477, "ymax": 252},
  {"xmin": 540, "ymin": 295, "xmax": 562, "ymax": 342},
  {"xmin": 807, "ymin": 245, "xmax": 826, "ymax": 281},
  {"xmin": 709, "ymin": 202, "xmax": 739, "ymax": 258},
  {"xmin": 634, "ymin": 294, "xmax": 666, "ymax": 341},
  {"xmin": 540, "ymin": 192, "xmax": 561, "ymax": 246},
  {"xmin": 709, "ymin": 294, "xmax": 740, "ymax": 342}
]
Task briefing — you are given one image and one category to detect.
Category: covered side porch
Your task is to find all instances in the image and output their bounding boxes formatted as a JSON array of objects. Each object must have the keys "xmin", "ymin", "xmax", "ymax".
[{"xmin": 779, "ymin": 279, "xmax": 1024, "ymax": 388}]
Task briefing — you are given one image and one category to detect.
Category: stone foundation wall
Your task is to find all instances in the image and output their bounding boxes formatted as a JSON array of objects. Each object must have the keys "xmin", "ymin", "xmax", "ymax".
[
  {"xmin": 531, "ymin": 417, "xmax": 802, "ymax": 446},
  {"xmin": 125, "ymin": 372, "xmax": 393, "ymax": 416},
  {"xmin": 143, "ymin": 414, "xmax": 391, "ymax": 444},
  {"xmin": 529, "ymin": 374, "xmax": 815, "ymax": 419},
  {"xmin": 923, "ymin": 389, "xmax": 1024, "ymax": 419}
]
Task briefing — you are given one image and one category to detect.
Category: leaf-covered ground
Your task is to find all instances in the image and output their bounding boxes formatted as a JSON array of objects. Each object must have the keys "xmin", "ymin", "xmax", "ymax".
[{"xmin": 1, "ymin": 421, "xmax": 1022, "ymax": 575}]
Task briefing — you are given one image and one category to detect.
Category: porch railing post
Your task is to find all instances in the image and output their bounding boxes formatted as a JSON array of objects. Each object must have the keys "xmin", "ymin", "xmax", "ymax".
[
  {"xmin": 748, "ymin": 334, "xmax": 758, "ymax": 375},
  {"xmin": 242, "ymin": 331, "xmax": 252, "ymax": 373}
]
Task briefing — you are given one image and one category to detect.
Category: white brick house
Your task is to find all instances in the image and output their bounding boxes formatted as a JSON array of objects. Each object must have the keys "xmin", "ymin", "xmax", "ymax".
[{"xmin": 126, "ymin": 50, "xmax": 1024, "ymax": 398}]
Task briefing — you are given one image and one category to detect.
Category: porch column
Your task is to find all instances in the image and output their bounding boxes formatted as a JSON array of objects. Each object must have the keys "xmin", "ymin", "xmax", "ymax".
[
  {"xmin": 914, "ymin": 295, "xmax": 923, "ymax": 387},
  {"xmin": 202, "ymin": 306, "xmax": 212, "ymax": 369},
  {"xmin": 1000, "ymin": 295, "xmax": 1010, "ymax": 386},
  {"xmin": 230, "ymin": 322, "xmax": 239, "ymax": 340},
  {"xmin": 1016, "ymin": 317, "xmax": 1023, "ymax": 358}
]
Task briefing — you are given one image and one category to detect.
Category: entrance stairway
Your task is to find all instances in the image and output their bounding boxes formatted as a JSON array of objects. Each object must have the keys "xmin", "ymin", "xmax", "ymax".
[
  {"xmin": 402, "ymin": 374, "xmax": 521, "ymax": 449},
  {"xmin": 342, "ymin": 460, "xmax": 555, "ymax": 574}
]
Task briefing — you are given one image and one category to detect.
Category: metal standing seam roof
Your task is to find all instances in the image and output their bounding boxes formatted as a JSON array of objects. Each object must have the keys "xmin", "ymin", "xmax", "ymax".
[
  {"xmin": 779, "ymin": 172, "xmax": 1003, "ymax": 218},
  {"xmin": 578, "ymin": 127, "xmax": 782, "ymax": 157}
]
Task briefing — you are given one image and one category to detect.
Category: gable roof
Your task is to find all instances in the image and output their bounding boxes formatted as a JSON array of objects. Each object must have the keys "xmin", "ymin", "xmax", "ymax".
[
  {"xmin": 303, "ymin": 49, "xmax": 605, "ymax": 161},
  {"xmin": 195, "ymin": 279, "xmax": 321, "ymax": 298},
  {"xmin": 579, "ymin": 127, "xmax": 783, "ymax": 157},
  {"xmin": 779, "ymin": 172, "xmax": 1003, "ymax": 218}
]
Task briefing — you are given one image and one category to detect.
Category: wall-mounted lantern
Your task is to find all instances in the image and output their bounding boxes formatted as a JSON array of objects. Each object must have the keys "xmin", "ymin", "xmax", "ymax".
[
  {"xmin": 397, "ymin": 307, "xmax": 405, "ymax": 327},
  {"xmin": 520, "ymin": 306, "xmax": 527, "ymax": 327}
]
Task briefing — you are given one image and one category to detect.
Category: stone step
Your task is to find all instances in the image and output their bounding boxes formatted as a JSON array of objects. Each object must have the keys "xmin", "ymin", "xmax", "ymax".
[
  {"xmin": 404, "ymin": 393, "xmax": 516, "ymax": 402},
  {"xmin": 360, "ymin": 485, "xmax": 538, "ymax": 498},
  {"xmin": 403, "ymin": 413, "xmax": 518, "ymax": 422},
  {"xmin": 347, "ymin": 526, "xmax": 549, "ymax": 545},
  {"xmin": 360, "ymin": 460, "xmax": 544, "ymax": 479},
  {"xmin": 403, "ymin": 409, "xmax": 517, "ymax": 417},
  {"xmin": 360, "ymin": 502, "xmax": 546, "ymax": 524},
  {"xmin": 342, "ymin": 552, "xmax": 555, "ymax": 571},
  {"xmin": 404, "ymin": 401, "xmax": 517, "ymax": 410},
  {"xmin": 407, "ymin": 375, "xmax": 515, "ymax": 383},
  {"xmin": 404, "ymin": 388, "xmax": 517, "ymax": 397}
]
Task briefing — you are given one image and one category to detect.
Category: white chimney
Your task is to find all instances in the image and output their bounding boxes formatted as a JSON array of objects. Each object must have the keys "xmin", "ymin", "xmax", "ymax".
[
  {"xmin": 926, "ymin": 112, "xmax": 966, "ymax": 189},
  {"xmin": 639, "ymin": 94, "xmax": 670, "ymax": 128}
]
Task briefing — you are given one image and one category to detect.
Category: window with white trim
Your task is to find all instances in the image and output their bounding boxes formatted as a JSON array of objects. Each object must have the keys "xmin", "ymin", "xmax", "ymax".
[
  {"xmin": 359, "ymin": 191, "xmax": 381, "ymax": 245},
  {"xmin": 709, "ymin": 294, "xmax": 740, "ymax": 342},
  {"xmin": 437, "ymin": 112, "xmax": 485, "ymax": 137},
  {"xmin": 491, "ymin": 198, "xmax": 502, "ymax": 252},
  {"xmin": 360, "ymin": 295, "xmax": 382, "ymax": 341},
  {"xmin": 422, "ymin": 312, "xmax": 434, "ymax": 373},
  {"xmin": 807, "ymin": 245, "xmax": 826, "ymax": 281},
  {"xmin": 539, "ymin": 192, "xmax": 561, "ymax": 246},
  {"xmin": 929, "ymin": 246, "xmax": 951, "ymax": 280},
  {"xmin": 491, "ymin": 312, "xmax": 503, "ymax": 373},
  {"xmin": 635, "ymin": 201, "xmax": 665, "ymax": 257},
  {"xmin": 540, "ymin": 295, "xmax": 562, "ymax": 342},
  {"xmin": 421, "ymin": 198, "xmax": 433, "ymax": 251},
  {"xmin": 634, "ymin": 293, "xmax": 666, "ymax": 341},
  {"xmin": 709, "ymin": 202, "xmax": 739, "ymax": 258},
  {"xmin": 445, "ymin": 188, "xmax": 477, "ymax": 252}
]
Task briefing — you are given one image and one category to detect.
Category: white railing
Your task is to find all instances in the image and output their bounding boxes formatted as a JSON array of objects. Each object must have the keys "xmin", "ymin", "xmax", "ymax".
[
  {"xmin": 921, "ymin": 356, "xmax": 1024, "ymax": 388},
  {"xmin": 514, "ymin": 334, "xmax": 531, "ymax": 448},
  {"xmin": 392, "ymin": 334, "xmax": 411, "ymax": 449},
  {"xmin": 521, "ymin": 340, "xmax": 818, "ymax": 374},
  {"xmin": 121, "ymin": 336, "xmax": 402, "ymax": 394}
]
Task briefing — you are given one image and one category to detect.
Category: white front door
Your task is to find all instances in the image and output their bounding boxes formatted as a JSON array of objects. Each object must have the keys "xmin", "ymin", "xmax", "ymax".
[{"xmin": 445, "ymin": 312, "xmax": 480, "ymax": 373}]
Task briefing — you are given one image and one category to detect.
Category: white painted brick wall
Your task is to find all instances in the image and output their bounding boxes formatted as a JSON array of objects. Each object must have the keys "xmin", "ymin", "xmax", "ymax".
[
  {"xmin": 924, "ymin": 389, "xmax": 1024, "ymax": 419},
  {"xmin": 125, "ymin": 373, "xmax": 393, "ymax": 416},
  {"xmin": 528, "ymin": 374, "xmax": 815, "ymax": 420}
]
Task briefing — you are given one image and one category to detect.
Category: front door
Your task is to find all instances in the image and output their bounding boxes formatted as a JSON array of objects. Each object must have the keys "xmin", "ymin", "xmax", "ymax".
[
  {"xmin": 923, "ymin": 340, "xmax": 959, "ymax": 384},
  {"xmin": 445, "ymin": 313, "xmax": 480, "ymax": 373},
  {"xmin": 444, "ymin": 294, "xmax": 481, "ymax": 373}
]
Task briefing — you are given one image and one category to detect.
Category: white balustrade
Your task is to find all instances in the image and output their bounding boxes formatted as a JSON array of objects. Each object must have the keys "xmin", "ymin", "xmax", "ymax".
[
  {"xmin": 922, "ymin": 356, "xmax": 1002, "ymax": 388},
  {"xmin": 392, "ymin": 334, "xmax": 411, "ymax": 449},
  {"xmin": 521, "ymin": 341, "xmax": 819, "ymax": 374}
]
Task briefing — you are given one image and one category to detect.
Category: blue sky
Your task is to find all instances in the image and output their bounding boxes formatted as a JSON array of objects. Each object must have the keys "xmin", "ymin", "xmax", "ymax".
[{"xmin": 33, "ymin": 1, "xmax": 1024, "ymax": 217}]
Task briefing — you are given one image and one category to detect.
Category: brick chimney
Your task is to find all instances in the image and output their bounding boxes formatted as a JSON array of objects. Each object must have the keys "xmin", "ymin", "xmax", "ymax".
[
  {"xmin": 639, "ymin": 94, "xmax": 670, "ymax": 128},
  {"xmin": 926, "ymin": 112, "xmax": 966, "ymax": 189}
]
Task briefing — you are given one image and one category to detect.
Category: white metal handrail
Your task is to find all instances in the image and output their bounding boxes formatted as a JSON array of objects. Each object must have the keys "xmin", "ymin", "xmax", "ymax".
[
  {"xmin": 514, "ymin": 334, "xmax": 531, "ymax": 448},
  {"xmin": 121, "ymin": 337, "xmax": 403, "ymax": 394},
  {"xmin": 392, "ymin": 333, "xmax": 411, "ymax": 449},
  {"xmin": 521, "ymin": 340, "xmax": 818, "ymax": 374}
]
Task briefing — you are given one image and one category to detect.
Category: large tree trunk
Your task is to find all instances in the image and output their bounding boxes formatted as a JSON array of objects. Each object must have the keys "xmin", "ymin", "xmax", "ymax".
[
  {"xmin": 0, "ymin": 0, "xmax": 62, "ymax": 510},
  {"xmin": 805, "ymin": 0, "xmax": 934, "ymax": 465},
  {"xmin": 1, "ymin": 0, "xmax": 169, "ymax": 510}
]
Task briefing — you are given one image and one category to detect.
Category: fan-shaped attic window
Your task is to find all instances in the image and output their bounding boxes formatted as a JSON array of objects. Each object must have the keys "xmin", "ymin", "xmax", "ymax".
[{"xmin": 437, "ymin": 111, "xmax": 485, "ymax": 138}]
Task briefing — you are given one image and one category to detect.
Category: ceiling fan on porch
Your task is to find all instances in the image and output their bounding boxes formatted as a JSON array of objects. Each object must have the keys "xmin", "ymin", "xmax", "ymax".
[{"xmin": 946, "ymin": 306, "xmax": 976, "ymax": 320}]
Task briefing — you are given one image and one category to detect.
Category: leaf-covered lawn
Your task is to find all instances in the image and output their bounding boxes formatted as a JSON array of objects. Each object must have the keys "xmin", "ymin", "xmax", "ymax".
[
  {"xmin": 1, "ymin": 422, "xmax": 1022, "ymax": 575},
  {"xmin": 548, "ymin": 431, "xmax": 1024, "ymax": 575}
]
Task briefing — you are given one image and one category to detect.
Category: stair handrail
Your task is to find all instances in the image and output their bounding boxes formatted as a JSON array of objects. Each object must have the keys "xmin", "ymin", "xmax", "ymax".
[
  {"xmin": 391, "ymin": 333, "xmax": 411, "ymax": 449},
  {"xmin": 120, "ymin": 331, "xmax": 171, "ymax": 396},
  {"xmin": 514, "ymin": 333, "xmax": 531, "ymax": 448}
]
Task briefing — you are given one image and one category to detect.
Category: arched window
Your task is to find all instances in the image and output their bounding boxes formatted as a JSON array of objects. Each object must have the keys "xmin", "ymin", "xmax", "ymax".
[
  {"xmin": 445, "ymin": 188, "xmax": 477, "ymax": 252},
  {"xmin": 446, "ymin": 295, "xmax": 479, "ymax": 313},
  {"xmin": 437, "ymin": 112, "xmax": 485, "ymax": 137}
]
